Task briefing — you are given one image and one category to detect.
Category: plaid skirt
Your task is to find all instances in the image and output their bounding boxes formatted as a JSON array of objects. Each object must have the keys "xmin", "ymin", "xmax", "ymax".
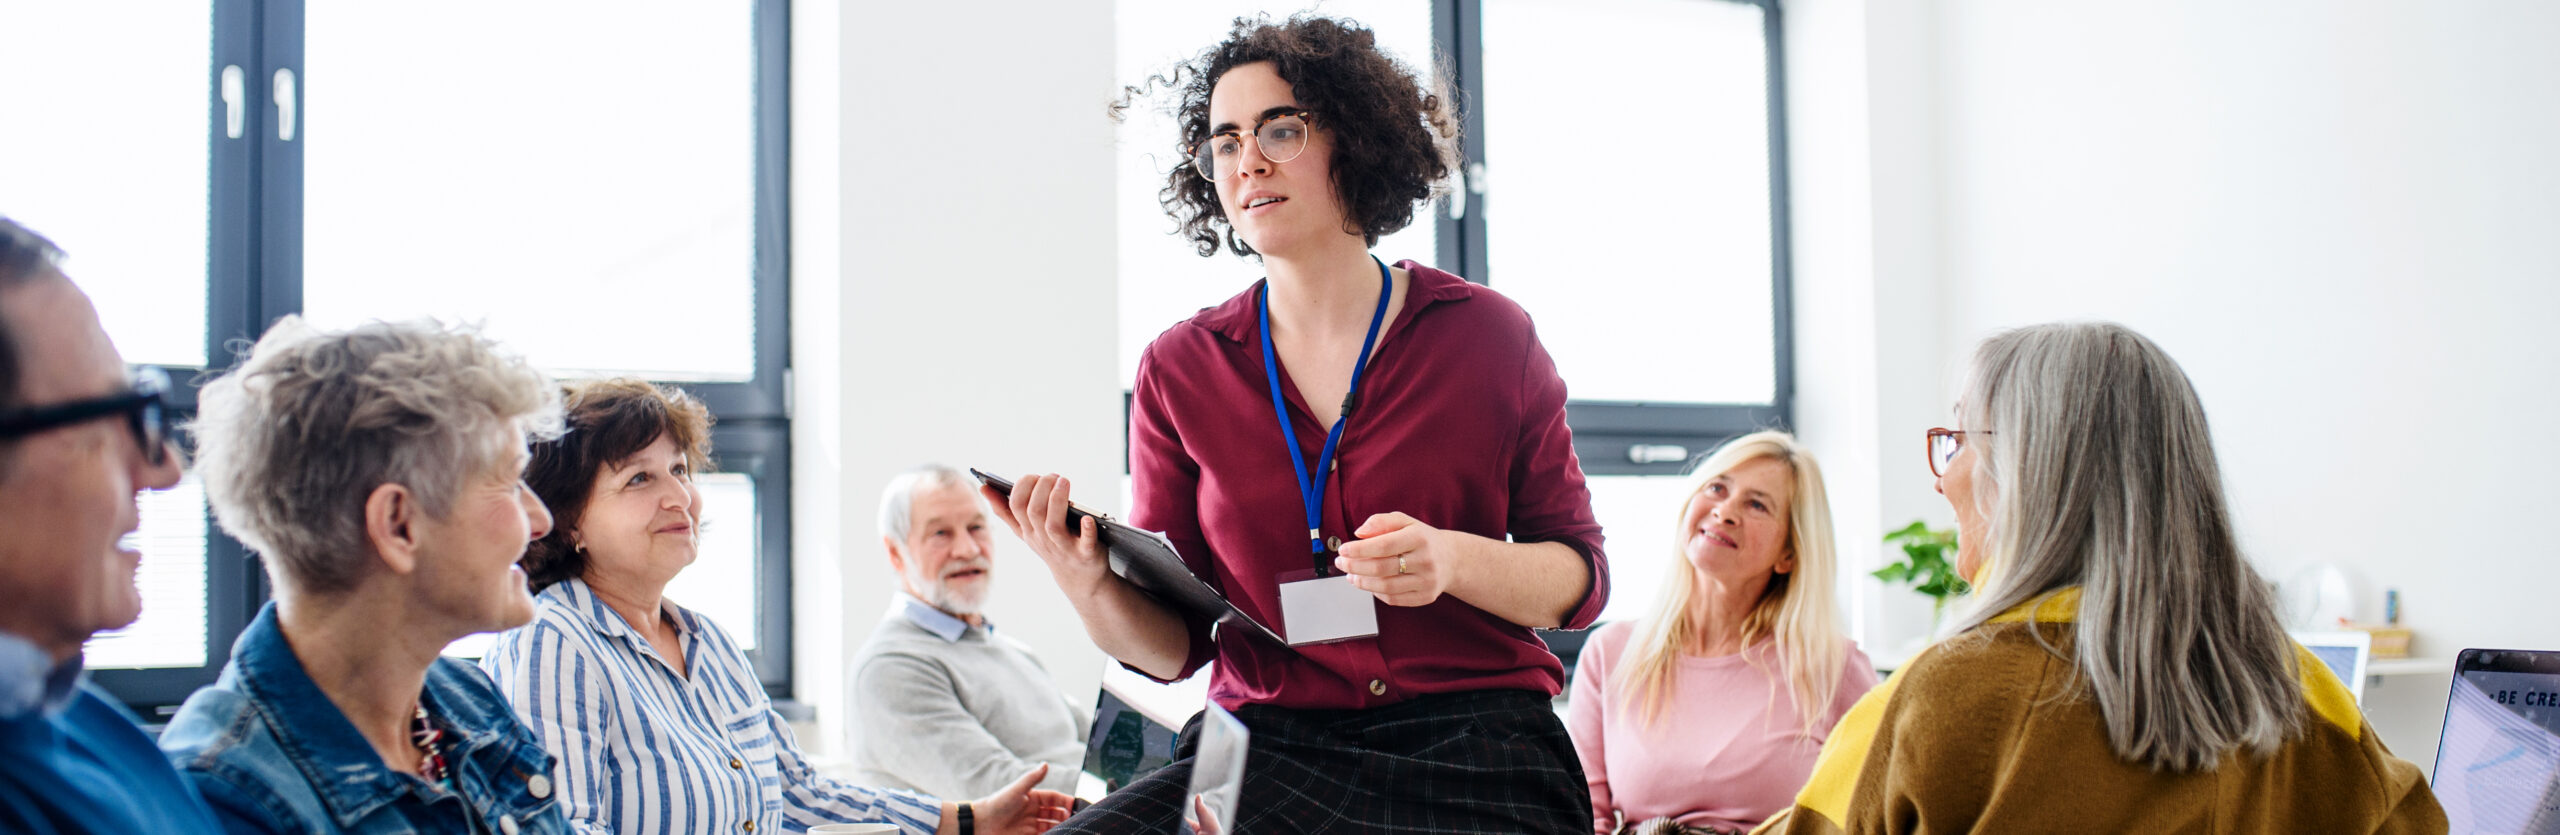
[{"xmin": 1053, "ymin": 689, "xmax": 1589, "ymax": 834}]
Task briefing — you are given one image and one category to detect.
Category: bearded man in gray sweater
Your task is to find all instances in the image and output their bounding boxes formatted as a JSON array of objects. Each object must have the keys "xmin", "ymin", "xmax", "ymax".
[{"xmin": 849, "ymin": 465, "xmax": 1091, "ymax": 798}]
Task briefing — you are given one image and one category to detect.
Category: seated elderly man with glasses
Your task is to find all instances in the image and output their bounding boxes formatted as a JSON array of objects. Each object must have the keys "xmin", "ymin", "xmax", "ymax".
[
  {"xmin": 0, "ymin": 217, "xmax": 218, "ymax": 832},
  {"xmin": 157, "ymin": 316, "xmax": 575, "ymax": 833}
]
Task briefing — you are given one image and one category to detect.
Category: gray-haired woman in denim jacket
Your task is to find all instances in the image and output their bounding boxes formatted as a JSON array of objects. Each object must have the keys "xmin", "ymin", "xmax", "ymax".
[{"xmin": 158, "ymin": 317, "xmax": 573, "ymax": 834}]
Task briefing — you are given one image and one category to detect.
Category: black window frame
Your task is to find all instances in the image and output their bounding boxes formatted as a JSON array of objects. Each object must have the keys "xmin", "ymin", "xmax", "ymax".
[
  {"xmin": 1433, "ymin": 0, "xmax": 1794, "ymax": 477},
  {"xmin": 86, "ymin": 0, "xmax": 798, "ymax": 719}
]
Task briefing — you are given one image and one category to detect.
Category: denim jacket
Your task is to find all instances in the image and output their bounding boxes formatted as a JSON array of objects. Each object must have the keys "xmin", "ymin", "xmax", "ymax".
[{"xmin": 159, "ymin": 603, "xmax": 569, "ymax": 835}]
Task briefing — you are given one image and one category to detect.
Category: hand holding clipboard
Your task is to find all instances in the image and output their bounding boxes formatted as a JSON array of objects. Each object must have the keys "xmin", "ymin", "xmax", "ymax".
[{"xmin": 973, "ymin": 469, "xmax": 1289, "ymax": 647}]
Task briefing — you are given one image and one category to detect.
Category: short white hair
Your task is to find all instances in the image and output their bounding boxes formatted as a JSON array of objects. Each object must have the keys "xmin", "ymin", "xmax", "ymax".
[
  {"xmin": 190, "ymin": 316, "xmax": 560, "ymax": 594},
  {"xmin": 877, "ymin": 464, "xmax": 978, "ymax": 545}
]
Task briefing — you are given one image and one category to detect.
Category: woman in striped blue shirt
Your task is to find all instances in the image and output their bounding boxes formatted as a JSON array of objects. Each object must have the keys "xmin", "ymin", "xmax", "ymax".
[{"xmin": 482, "ymin": 379, "xmax": 1073, "ymax": 835}]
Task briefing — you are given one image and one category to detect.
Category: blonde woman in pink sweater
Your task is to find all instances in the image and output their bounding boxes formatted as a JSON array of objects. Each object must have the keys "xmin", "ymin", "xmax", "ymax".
[{"xmin": 1567, "ymin": 431, "xmax": 1878, "ymax": 835}]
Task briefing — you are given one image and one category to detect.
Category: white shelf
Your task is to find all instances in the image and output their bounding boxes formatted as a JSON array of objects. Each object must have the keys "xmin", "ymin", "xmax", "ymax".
[{"xmin": 2367, "ymin": 657, "xmax": 2453, "ymax": 677}]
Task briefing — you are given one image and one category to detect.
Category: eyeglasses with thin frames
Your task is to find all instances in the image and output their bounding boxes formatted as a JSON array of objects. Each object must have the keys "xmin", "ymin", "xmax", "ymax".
[
  {"xmin": 0, "ymin": 367, "xmax": 174, "ymax": 466},
  {"xmin": 1191, "ymin": 110, "xmax": 1317, "ymax": 181},
  {"xmin": 1926, "ymin": 427, "xmax": 1991, "ymax": 479}
]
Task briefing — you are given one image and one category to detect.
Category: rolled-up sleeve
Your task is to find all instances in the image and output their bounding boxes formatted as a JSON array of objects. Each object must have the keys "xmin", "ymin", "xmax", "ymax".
[
  {"xmin": 1127, "ymin": 346, "xmax": 1220, "ymax": 682},
  {"xmin": 1508, "ymin": 319, "xmax": 1609, "ymax": 630}
]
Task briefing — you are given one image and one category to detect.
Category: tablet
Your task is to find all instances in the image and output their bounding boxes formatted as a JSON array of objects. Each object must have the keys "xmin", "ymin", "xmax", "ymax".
[
  {"xmin": 1184, "ymin": 703, "xmax": 1250, "ymax": 835},
  {"xmin": 970, "ymin": 468, "xmax": 1289, "ymax": 647}
]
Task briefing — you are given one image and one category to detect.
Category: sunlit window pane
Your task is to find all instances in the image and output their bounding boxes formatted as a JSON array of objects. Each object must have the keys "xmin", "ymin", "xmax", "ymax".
[
  {"xmin": 1582, "ymin": 474, "xmax": 1702, "ymax": 624},
  {"xmin": 666, "ymin": 472, "xmax": 760, "ymax": 649},
  {"xmin": 0, "ymin": 2, "xmax": 213, "ymax": 368},
  {"xmin": 301, "ymin": 2, "xmax": 759, "ymax": 381},
  {"xmin": 1116, "ymin": 0, "xmax": 1440, "ymax": 384},
  {"xmin": 86, "ymin": 476, "xmax": 209, "ymax": 669},
  {"xmin": 446, "ymin": 472, "xmax": 758, "ymax": 659},
  {"xmin": 1484, "ymin": 0, "xmax": 1773, "ymax": 404}
]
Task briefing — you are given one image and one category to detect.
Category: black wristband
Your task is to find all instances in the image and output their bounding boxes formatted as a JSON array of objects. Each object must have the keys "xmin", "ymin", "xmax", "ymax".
[{"xmin": 956, "ymin": 802, "xmax": 974, "ymax": 835}]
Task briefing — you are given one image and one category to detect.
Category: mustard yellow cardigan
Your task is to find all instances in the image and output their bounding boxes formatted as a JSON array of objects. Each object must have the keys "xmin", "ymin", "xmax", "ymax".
[{"xmin": 1758, "ymin": 589, "xmax": 2446, "ymax": 834}]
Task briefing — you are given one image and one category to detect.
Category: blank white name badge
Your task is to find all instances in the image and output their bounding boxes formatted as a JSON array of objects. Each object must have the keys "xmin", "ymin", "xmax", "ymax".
[{"xmin": 1277, "ymin": 570, "xmax": 1379, "ymax": 646}]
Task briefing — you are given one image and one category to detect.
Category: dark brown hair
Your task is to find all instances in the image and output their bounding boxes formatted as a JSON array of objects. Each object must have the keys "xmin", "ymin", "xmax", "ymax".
[
  {"xmin": 519, "ymin": 378, "xmax": 713, "ymax": 591},
  {"xmin": 1130, "ymin": 14, "xmax": 1458, "ymax": 258},
  {"xmin": 0, "ymin": 217, "xmax": 68, "ymax": 415}
]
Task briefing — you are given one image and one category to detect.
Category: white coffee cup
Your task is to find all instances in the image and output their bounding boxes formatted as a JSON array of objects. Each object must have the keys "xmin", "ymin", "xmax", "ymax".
[{"xmin": 807, "ymin": 825, "xmax": 901, "ymax": 835}]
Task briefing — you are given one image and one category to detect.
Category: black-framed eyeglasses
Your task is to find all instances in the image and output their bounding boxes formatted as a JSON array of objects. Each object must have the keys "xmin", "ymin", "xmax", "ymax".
[
  {"xmin": 1190, "ymin": 110, "xmax": 1316, "ymax": 181},
  {"xmin": 0, "ymin": 367, "xmax": 173, "ymax": 466},
  {"xmin": 1926, "ymin": 427, "xmax": 1989, "ymax": 479}
]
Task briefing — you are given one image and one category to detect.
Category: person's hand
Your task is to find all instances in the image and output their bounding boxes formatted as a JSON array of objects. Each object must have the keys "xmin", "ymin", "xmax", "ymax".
[
  {"xmin": 969, "ymin": 764, "xmax": 1076, "ymax": 835},
  {"xmin": 1188, "ymin": 792, "xmax": 1224, "ymax": 835},
  {"xmin": 984, "ymin": 475, "xmax": 1110, "ymax": 601},
  {"xmin": 1333, "ymin": 512, "xmax": 1462, "ymax": 607}
]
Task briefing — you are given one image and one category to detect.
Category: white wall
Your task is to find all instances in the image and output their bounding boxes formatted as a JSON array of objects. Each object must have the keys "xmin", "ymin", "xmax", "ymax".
[
  {"xmin": 787, "ymin": 0, "xmax": 2560, "ymax": 777},
  {"xmin": 1787, "ymin": 0, "xmax": 1968, "ymax": 662},
  {"xmin": 792, "ymin": 0, "xmax": 1120, "ymax": 757},
  {"xmin": 1808, "ymin": 0, "xmax": 2560, "ymax": 768}
]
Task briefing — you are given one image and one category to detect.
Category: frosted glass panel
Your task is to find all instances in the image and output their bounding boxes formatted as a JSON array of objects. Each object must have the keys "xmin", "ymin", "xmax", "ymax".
[
  {"xmin": 86, "ymin": 476, "xmax": 210, "ymax": 669},
  {"xmin": 302, "ymin": 2, "xmax": 759, "ymax": 381},
  {"xmin": 1116, "ymin": 0, "xmax": 1440, "ymax": 384},
  {"xmin": 1484, "ymin": 0, "xmax": 1773, "ymax": 404},
  {"xmin": 0, "ymin": 2, "xmax": 212, "ymax": 368}
]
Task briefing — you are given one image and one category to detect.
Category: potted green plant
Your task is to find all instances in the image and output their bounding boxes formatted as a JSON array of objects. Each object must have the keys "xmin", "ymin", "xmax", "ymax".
[{"xmin": 1875, "ymin": 520, "xmax": 1969, "ymax": 628}]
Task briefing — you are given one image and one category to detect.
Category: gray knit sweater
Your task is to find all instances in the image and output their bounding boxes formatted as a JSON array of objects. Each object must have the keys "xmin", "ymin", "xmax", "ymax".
[{"xmin": 848, "ymin": 597, "xmax": 1091, "ymax": 799}]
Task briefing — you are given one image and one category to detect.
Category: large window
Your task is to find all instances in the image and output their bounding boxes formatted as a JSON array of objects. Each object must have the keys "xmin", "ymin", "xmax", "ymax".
[
  {"xmin": 1113, "ymin": 0, "xmax": 1791, "ymax": 622},
  {"xmin": 0, "ymin": 0, "xmax": 795, "ymax": 714}
]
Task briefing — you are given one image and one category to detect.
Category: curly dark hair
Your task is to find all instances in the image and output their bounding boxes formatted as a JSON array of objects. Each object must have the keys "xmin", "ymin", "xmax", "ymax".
[
  {"xmin": 519, "ymin": 378, "xmax": 714, "ymax": 592},
  {"xmin": 1129, "ymin": 14, "xmax": 1458, "ymax": 258}
]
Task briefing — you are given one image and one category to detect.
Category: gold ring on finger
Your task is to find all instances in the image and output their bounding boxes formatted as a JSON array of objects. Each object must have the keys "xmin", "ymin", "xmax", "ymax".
[{"xmin": 1397, "ymin": 556, "xmax": 1410, "ymax": 575}]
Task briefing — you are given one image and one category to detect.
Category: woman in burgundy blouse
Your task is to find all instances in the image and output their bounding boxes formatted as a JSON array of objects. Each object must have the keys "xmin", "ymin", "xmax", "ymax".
[{"xmin": 989, "ymin": 15, "xmax": 1608, "ymax": 834}]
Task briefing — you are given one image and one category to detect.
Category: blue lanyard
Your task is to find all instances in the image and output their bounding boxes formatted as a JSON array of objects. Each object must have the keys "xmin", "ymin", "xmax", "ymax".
[{"xmin": 1258, "ymin": 256, "xmax": 1394, "ymax": 575}]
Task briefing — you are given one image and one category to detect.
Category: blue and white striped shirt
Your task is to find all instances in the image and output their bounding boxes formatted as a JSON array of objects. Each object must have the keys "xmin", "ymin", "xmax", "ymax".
[{"xmin": 482, "ymin": 578, "xmax": 944, "ymax": 835}]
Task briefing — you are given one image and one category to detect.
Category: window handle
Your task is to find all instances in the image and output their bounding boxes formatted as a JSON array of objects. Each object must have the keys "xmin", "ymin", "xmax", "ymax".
[
  {"xmin": 1447, "ymin": 166, "xmax": 1466, "ymax": 220},
  {"xmin": 272, "ymin": 68, "xmax": 297, "ymax": 142},
  {"xmin": 1446, "ymin": 162, "xmax": 1488, "ymax": 221},
  {"xmin": 1628, "ymin": 443, "xmax": 1689, "ymax": 465},
  {"xmin": 220, "ymin": 65, "xmax": 245, "ymax": 139}
]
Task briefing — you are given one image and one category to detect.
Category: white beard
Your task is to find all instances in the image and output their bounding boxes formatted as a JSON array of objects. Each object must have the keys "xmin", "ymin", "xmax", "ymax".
[{"xmin": 910, "ymin": 557, "xmax": 992, "ymax": 616}]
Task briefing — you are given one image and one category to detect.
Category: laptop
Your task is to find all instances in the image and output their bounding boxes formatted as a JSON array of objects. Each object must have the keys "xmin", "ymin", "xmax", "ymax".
[
  {"xmin": 2292, "ymin": 630, "xmax": 2373, "ymax": 706},
  {"xmin": 1090, "ymin": 676, "xmax": 1187, "ymax": 794},
  {"xmin": 2431, "ymin": 648, "xmax": 2560, "ymax": 833}
]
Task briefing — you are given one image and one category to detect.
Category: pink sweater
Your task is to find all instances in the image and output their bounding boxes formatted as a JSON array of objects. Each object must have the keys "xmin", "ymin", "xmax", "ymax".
[{"xmin": 1567, "ymin": 621, "xmax": 1878, "ymax": 834}]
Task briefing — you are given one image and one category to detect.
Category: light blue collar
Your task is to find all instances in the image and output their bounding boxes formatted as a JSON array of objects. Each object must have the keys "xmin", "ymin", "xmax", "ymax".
[
  {"xmin": 0, "ymin": 630, "xmax": 82, "ymax": 720},
  {"xmin": 896, "ymin": 593, "xmax": 986, "ymax": 643}
]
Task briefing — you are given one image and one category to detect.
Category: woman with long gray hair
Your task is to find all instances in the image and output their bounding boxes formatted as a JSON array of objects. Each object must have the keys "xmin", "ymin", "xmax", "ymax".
[{"xmin": 1762, "ymin": 322, "xmax": 2443, "ymax": 833}]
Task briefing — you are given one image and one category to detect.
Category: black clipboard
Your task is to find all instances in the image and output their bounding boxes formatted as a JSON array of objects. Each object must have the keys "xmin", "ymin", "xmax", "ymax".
[{"xmin": 971, "ymin": 469, "xmax": 1289, "ymax": 647}]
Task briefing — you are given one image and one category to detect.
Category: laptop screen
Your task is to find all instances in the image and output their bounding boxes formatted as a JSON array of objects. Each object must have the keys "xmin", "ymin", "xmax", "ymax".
[
  {"xmin": 1082, "ymin": 687, "xmax": 1178, "ymax": 793},
  {"xmin": 2291, "ymin": 630, "xmax": 2371, "ymax": 706},
  {"xmin": 2432, "ymin": 649, "xmax": 2560, "ymax": 832}
]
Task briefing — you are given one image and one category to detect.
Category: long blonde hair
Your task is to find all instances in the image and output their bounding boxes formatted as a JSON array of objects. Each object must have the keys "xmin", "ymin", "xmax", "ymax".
[
  {"xmin": 1947, "ymin": 322, "xmax": 2302, "ymax": 771},
  {"xmin": 1609, "ymin": 431, "xmax": 1850, "ymax": 740}
]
